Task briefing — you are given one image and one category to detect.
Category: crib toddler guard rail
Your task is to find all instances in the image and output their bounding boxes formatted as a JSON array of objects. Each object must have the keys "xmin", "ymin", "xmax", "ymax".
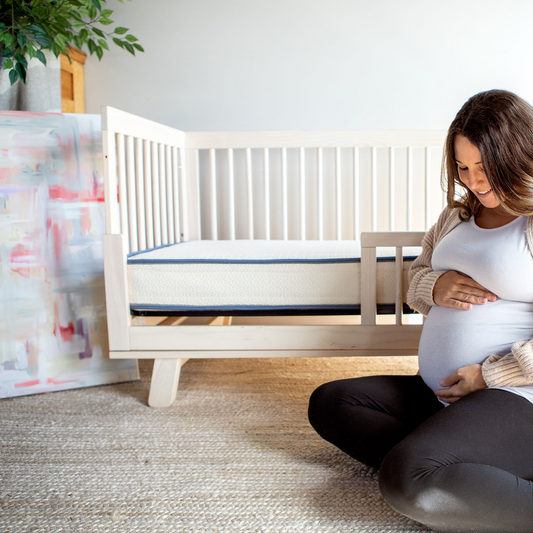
[{"xmin": 101, "ymin": 106, "xmax": 445, "ymax": 407}]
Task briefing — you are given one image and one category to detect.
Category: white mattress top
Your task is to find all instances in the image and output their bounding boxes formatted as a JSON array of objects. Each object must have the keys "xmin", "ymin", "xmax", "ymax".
[{"xmin": 128, "ymin": 239, "xmax": 420, "ymax": 264}]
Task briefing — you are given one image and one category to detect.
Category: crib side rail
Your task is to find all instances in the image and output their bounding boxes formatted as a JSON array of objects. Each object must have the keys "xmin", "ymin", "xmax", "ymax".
[
  {"xmin": 101, "ymin": 106, "xmax": 200, "ymax": 255},
  {"xmin": 186, "ymin": 130, "xmax": 448, "ymax": 241},
  {"xmin": 361, "ymin": 231, "xmax": 426, "ymax": 326}
]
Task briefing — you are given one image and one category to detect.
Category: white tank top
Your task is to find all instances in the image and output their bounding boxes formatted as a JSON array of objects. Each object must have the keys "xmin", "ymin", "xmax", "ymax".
[{"xmin": 418, "ymin": 215, "xmax": 533, "ymax": 405}]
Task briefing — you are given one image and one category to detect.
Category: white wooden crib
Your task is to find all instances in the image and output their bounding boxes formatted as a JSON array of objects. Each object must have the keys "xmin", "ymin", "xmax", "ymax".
[{"xmin": 101, "ymin": 106, "xmax": 447, "ymax": 407}]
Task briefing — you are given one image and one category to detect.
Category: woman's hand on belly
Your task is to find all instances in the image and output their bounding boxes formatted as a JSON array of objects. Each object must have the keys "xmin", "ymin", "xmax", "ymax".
[
  {"xmin": 435, "ymin": 363, "xmax": 488, "ymax": 403},
  {"xmin": 433, "ymin": 271, "xmax": 497, "ymax": 310}
]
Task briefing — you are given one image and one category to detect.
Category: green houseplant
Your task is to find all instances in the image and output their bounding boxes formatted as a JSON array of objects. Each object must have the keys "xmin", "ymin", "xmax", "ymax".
[{"xmin": 0, "ymin": 0, "xmax": 143, "ymax": 85}]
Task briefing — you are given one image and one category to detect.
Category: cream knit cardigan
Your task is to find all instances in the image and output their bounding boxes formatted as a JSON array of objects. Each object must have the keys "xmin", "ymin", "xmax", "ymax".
[{"xmin": 407, "ymin": 207, "xmax": 533, "ymax": 387}]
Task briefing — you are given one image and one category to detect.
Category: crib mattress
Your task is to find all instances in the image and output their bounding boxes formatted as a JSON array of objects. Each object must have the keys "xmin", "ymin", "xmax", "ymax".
[{"xmin": 127, "ymin": 240, "xmax": 421, "ymax": 315}]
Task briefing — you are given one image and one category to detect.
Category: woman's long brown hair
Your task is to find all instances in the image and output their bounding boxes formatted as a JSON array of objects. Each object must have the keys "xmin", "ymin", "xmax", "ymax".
[{"xmin": 443, "ymin": 90, "xmax": 533, "ymax": 220}]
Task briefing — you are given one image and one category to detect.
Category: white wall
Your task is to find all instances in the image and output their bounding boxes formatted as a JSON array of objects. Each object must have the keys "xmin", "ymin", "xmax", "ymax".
[{"xmin": 85, "ymin": 0, "xmax": 533, "ymax": 131}]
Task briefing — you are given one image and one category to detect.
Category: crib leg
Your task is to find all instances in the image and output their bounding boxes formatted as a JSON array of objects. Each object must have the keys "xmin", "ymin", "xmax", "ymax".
[{"xmin": 148, "ymin": 358, "xmax": 188, "ymax": 407}]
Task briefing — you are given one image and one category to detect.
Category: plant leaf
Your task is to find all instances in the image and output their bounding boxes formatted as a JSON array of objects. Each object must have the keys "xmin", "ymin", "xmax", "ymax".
[
  {"xmin": 133, "ymin": 43, "xmax": 144, "ymax": 52},
  {"xmin": 9, "ymin": 68, "xmax": 19, "ymax": 85},
  {"xmin": 125, "ymin": 34, "xmax": 137, "ymax": 42},
  {"xmin": 92, "ymin": 0, "xmax": 102, "ymax": 10},
  {"xmin": 15, "ymin": 62, "xmax": 26, "ymax": 83},
  {"xmin": 89, "ymin": 5, "xmax": 97, "ymax": 18},
  {"xmin": 3, "ymin": 33, "xmax": 13, "ymax": 47},
  {"xmin": 0, "ymin": 23, "xmax": 6, "ymax": 32},
  {"xmin": 2, "ymin": 48, "xmax": 13, "ymax": 58},
  {"xmin": 112, "ymin": 37, "xmax": 124, "ymax": 49},
  {"xmin": 17, "ymin": 31, "xmax": 27, "ymax": 48},
  {"xmin": 15, "ymin": 53, "xmax": 28, "ymax": 70},
  {"xmin": 100, "ymin": 9, "xmax": 113, "ymax": 17},
  {"xmin": 96, "ymin": 46, "xmax": 103, "ymax": 60},
  {"xmin": 99, "ymin": 18, "xmax": 113, "ymax": 26},
  {"xmin": 54, "ymin": 34, "xmax": 68, "ymax": 51},
  {"xmin": 98, "ymin": 38, "xmax": 109, "ymax": 50},
  {"xmin": 36, "ymin": 49, "xmax": 47, "ymax": 66},
  {"xmin": 34, "ymin": 33, "xmax": 53, "ymax": 48},
  {"xmin": 27, "ymin": 24, "xmax": 47, "ymax": 35},
  {"xmin": 3, "ymin": 58, "xmax": 13, "ymax": 70},
  {"xmin": 114, "ymin": 27, "xmax": 128, "ymax": 35},
  {"xmin": 124, "ymin": 42, "xmax": 134, "ymax": 55},
  {"xmin": 93, "ymin": 27, "xmax": 104, "ymax": 37}
]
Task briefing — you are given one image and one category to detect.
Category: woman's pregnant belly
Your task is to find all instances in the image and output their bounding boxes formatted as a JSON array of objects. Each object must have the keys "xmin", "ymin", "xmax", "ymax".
[{"xmin": 418, "ymin": 299, "xmax": 533, "ymax": 394}]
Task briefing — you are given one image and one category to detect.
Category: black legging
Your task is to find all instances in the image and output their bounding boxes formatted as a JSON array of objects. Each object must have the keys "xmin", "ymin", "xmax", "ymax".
[{"xmin": 308, "ymin": 375, "xmax": 533, "ymax": 533}]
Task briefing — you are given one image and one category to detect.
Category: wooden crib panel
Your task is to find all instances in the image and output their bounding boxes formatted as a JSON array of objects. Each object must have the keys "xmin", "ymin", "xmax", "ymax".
[
  {"xmin": 361, "ymin": 231, "xmax": 426, "ymax": 326},
  {"xmin": 192, "ymin": 132, "xmax": 447, "ymax": 241},
  {"xmin": 126, "ymin": 324, "xmax": 422, "ymax": 353},
  {"xmin": 101, "ymin": 106, "xmax": 196, "ymax": 251},
  {"xmin": 185, "ymin": 130, "xmax": 447, "ymax": 149},
  {"xmin": 103, "ymin": 234, "xmax": 130, "ymax": 351}
]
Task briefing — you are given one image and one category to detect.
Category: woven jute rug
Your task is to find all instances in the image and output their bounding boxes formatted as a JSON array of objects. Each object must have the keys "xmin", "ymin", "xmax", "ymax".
[{"xmin": 0, "ymin": 355, "xmax": 432, "ymax": 533}]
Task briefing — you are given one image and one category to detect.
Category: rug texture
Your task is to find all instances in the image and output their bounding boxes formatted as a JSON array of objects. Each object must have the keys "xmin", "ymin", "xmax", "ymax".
[{"xmin": 0, "ymin": 356, "xmax": 432, "ymax": 533}]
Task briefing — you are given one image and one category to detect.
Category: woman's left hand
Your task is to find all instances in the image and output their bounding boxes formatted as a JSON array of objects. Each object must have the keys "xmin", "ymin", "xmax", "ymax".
[{"xmin": 435, "ymin": 364, "xmax": 487, "ymax": 404}]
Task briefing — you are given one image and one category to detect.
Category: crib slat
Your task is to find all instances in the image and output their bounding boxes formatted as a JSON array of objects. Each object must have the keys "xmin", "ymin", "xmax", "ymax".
[
  {"xmin": 317, "ymin": 147, "xmax": 324, "ymax": 241},
  {"xmin": 354, "ymin": 147, "xmax": 360, "ymax": 240},
  {"xmin": 407, "ymin": 147, "xmax": 413, "ymax": 231},
  {"xmin": 115, "ymin": 134, "xmax": 129, "ymax": 246},
  {"xmin": 172, "ymin": 147, "xmax": 181, "ymax": 243},
  {"xmin": 361, "ymin": 245, "xmax": 377, "ymax": 325},
  {"xmin": 335, "ymin": 147, "xmax": 342, "ymax": 240},
  {"xmin": 179, "ymin": 147, "xmax": 190, "ymax": 241},
  {"xmin": 281, "ymin": 147, "xmax": 288, "ymax": 240},
  {"xmin": 125, "ymin": 135, "xmax": 138, "ymax": 253},
  {"xmin": 152, "ymin": 142, "xmax": 162, "ymax": 247},
  {"xmin": 264, "ymin": 148, "xmax": 270, "ymax": 240},
  {"xmin": 209, "ymin": 148, "xmax": 218, "ymax": 240},
  {"xmin": 135, "ymin": 137, "xmax": 146, "ymax": 251},
  {"xmin": 371, "ymin": 147, "xmax": 377, "ymax": 232},
  {"xmin": 172, "ymin": 147, "xmax": 181, "ymax": 242},
  {"xmin": 166, "ymin": 145, "xmax": 175, "ymax": 243},
  {"xmin": 159, "ymin": 144, "xmax": 168, "ymax": 245},
  {"xmin": 228, "ymin": 148, "xmax": 236, "ymax": 240},
  {"xmin": 143, "ymin": 140, "xmax": 154, "ymax": 249},
  {"xmin": 395, "ymin": 246, "xmax": 403, "ymax": 325},
  {"xmin": 245, "ymin": 148, "xmax": 254, "ymax": 239},
  {"xmin": 300, "ymin": 147, "xmax": 306, "ymax": 240},
  {"xmin": 103, "ymin": 131, "xmax": 119, "ymax": 235},
  {"xmin": 389, "ymin": 147, "xmax": 395, "ymax": 231}
]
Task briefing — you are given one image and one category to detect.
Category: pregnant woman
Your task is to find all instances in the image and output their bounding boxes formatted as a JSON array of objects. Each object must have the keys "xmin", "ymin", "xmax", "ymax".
[{"xmin": 308, "ymin": 89, "xmax": 533, "ymax": 533}]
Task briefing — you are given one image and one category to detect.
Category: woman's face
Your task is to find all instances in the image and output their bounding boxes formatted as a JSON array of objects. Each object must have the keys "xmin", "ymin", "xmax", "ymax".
[{"xmin": 454, "ymin": 134, "xmax": 500, "ymax": 209}]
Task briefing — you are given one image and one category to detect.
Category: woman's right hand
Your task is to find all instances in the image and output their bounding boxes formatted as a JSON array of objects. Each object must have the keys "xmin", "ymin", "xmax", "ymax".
[{"xmin": 433, "ymin": 270, "xmax": 497, "ymax": 310}]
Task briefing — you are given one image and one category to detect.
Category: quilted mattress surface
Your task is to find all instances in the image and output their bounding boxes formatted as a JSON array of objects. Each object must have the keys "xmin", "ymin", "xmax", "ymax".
[{"xmin": 127, "ymin": 240, "xmax": 421, "ymax": 313}]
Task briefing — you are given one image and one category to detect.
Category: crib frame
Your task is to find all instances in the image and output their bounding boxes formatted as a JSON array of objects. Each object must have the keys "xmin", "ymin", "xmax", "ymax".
[{"xmin": 101, "ymin": 106, "xmax": 446, "ymax": 407}]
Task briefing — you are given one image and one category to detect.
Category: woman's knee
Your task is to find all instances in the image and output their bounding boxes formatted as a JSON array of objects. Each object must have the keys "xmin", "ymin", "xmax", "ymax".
[
  {"xmin": 308, "ymin": 381, "xmax": 340, "ymax": 433},
  {"xmin": 379, "ymin": 438, "xmax": 457, "ymax": 525}
]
